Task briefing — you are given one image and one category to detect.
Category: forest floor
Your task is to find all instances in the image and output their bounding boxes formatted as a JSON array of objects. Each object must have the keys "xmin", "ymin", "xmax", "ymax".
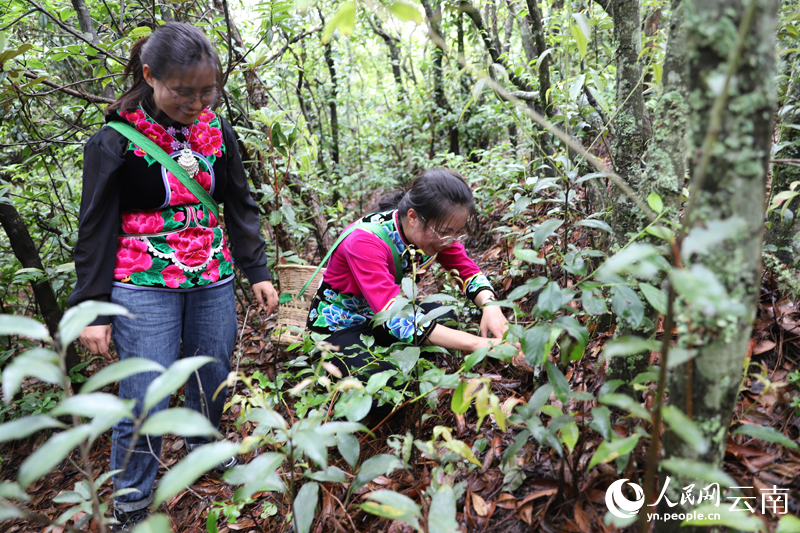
[{"xmin": 2, "ymin": 192, "xmax": 800, "ymax": 533}]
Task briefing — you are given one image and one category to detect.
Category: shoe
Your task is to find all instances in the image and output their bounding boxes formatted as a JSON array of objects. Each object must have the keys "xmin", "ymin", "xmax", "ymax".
[
  {"xmin": 111, "ymin": 507, "xmax": 149, "ymax": 532},
  {"xmin": 186, "ymin": 441, "xmax": 240, "ymax": 473}
]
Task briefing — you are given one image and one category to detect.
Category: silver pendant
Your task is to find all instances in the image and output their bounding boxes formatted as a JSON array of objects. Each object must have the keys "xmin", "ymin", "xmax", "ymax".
[{"xmin": 177, "ymin": 147, "xmax": 200, "ymax": 177}]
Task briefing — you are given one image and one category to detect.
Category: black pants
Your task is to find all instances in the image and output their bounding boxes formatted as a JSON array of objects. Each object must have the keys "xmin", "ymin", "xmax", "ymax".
[{"xmin": 320, "ymin": 302, "xmax": 457, "ymax": 380}]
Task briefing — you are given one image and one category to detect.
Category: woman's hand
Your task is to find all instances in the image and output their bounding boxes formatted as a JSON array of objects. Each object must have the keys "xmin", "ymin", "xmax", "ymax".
[
  {"xmin": 79, "ymin": 325, "xmax": 112, "ymax": 359},
  {"xmin": 480, "ymin": 304, "xmax": 508, "ymax": 340},
  {"xmin": 252, "ymin": 280, "xmax": 279, "ymax": 316}
]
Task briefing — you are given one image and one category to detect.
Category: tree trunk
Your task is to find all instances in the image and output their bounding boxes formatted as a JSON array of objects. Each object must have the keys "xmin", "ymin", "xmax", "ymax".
[
  {"xmin": 323, "ymin": 41, "xmax": 340, "ymax": 166},
  {"xmin": 71, "ymin": 0, "xmax": 115, "ymax": 99},
  {"xmin": 608, "ymin": 0, "xmax": 685, "ymax": 392},
  {"xmin": 0, "ymin": 202, "xmax": 80, "ymax": 374},
  {"xmin": 369, "ymin": 15, "xmax": 404, "ymax": 94},
  {"xmin": 658, "ymin": 1, "xmax": 778, "ymax": 530},
  {"xmin": 524, "ymin": 0, "xmax": 552, "ymax": 114},
  {"xmin": 765, "ymin": 53, "xmax": 800, "ymax": 267}
]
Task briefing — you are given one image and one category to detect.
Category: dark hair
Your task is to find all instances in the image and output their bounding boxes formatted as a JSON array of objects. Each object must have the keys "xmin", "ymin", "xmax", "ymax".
[
  {"xmin": 108, "ymin": 22, "xmax": 222, "ymax": 113},
  {"xmin": 378, "ymin": 168, "xmax": 475, "ymax": 230}
]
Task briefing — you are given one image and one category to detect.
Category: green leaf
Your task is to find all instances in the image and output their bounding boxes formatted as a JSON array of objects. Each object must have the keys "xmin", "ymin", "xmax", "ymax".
[
  {"xmin": 560, "ymin": 421, "xmax": 579, "ymax": 454},
  {"xmin": 245, "ymin": 408, "xmax": 287, "ymax": 430},
  {"xmin": 392, "ymin": 346, "xmax": 420, "ymax": 376},
  {"xmin": 521, "ymin": 325, "xmax": 549, "ymax": 366},
  {"xmin": 293, "ymin": 482, "xmax": 319, "ymax": 533},
  {"xmin": 570, "ymin": 24, "xmax": 588, "ymax": 59},
  {"xmin": 0, "ymin": 315, "xmax": 50, "ymax": 340},
  {"xmin": 223, "ymin": 452, "xmax": 285, "ymax": 500},
  {"xmin": 638, "ymin": 282, "xmax": 667, "ymax": 315},
  {"xmin": 588, "ymin": 434, "xmax": 640, "ymax": 470},
  {"xmin": 428, "ymin": 485, "xmax": 458, "ymax": 533},
  {"xmin": 647, "ymin": 192, "xmax": 663, "ymax": 213},
  {"xmin": 0, "ymin": 480, "xmax": 30, "ymax": 502},
  {"xmin": 545, "ymin": 361, "xmax": 570, "ymax": 403},
  {"xmin": 776, "ymin": 515, "xmax": 800, "ymax": 533},
  {"xmin": 3, "ymin": 348, "xmax": 62, "ymax": 403},
  {"xmin": 682, "ymin": 503, "xmax": 765, "ymax": 531},
  {"xmin": 733, "ymin": 424, "xmax": 799, "ymax": 449},
  {"xmin": 315, "ymin": 421, "xmax": 368, "ymax": 436},
  {"xmin": 140, "ymin": 408, "xmax": 221, "ymax": 438},
  {"xmin": 603, "ymin": 336, "xmax": 659, "ymax": 359},
  {"xmin": 537, "ymin": 281, "xmax": 566, "ymax": 314},
  {"xmin": 595, "ymin": 244, "xmax": 659, "ymax": 281},
  {"xmin": 154, "ymin": 441, "xmax": 241, "ymax": 506},
  {"xmin": 589, "ymin": 406, "xmax": 612, "ymax": 440},
  {"xmin": 611, "ymin": 285, "xmax": 644, "ymax": 329},
  {"xmin": 51, "ymin": 393, "xmax": 133, "ymax": 419},
  {"xmin": 366, "ymin": 370, "xmax": 397, "ymax": 395},
  {"xmin": 0, "ymin": 414, "xmax": 65, "ymax": 443},
  {"xmin": 0, "ymin": 502, "xmax": 25, "ymax": 521},
  {"xmin": 533, "ymin": 219, "xmax": 563, "ymax": 250},
  {"xmin": 351, "ymin": 454, "xmax": 404, "ymax": 494},
  {"xmin": 305, "ymin": 466, "xmax": 347, "ymax": 483},
  {"xmin": 574, "ymin": 219, "xmax": 612, "ymax": 233},
  {"xmin": 552, "ymin": 316, "xmax": 588, "ymax": 362},
  {"xmin": 337, "ymin": 432, "xmax": 360, "ymax": 468},
  {"xmin": 334, "ymin": 390, "xmax": 372, "ymax": 422},
  {"xmin": 321, "ymin": 1, "xmax": 356, "ymax": 43},
  {"xmin": 388, "ymin": 2, "xmax": 422, "ymax": 23},
  {"xmin": 19, "ymin": 425, "xmax": 93, "ymax": 488},
  {"xmin": 143, "ymin": 356, "xmax": 215, "ymax": 412},
  {"xmin": 660, "ymin": 458, "xmax": 735, "ymax": 487},
  {"xmin": 131, "ymin": 512, "xmax": 171, "ymax": 533},
  {"xmin": 451, "ymin": 380, "xmax": 469, "ymax": 414},
  {"xmin": 581, "ymin": 289, "xmax": 607, "ymax": 315},
  {"xmin": 681, "ymin": 217, "xmax": 746, "ymax": 258},
  {"xmin": 513, "ymin": 248, "xmax": 546, "ymax": 265},
  {"xmin": 294, "ymin": 429, "xmax": 329, "ymax": 468},
  {"xmin": 599, "ymin": 393, "xmax": 651, "ymax": 421},
  {"xmin": 269, "ymin": 210, "xmax": 283, "ymax": 226},
  {"xmin": 362, "ymin": 490, "xmax": 422, "ymax": 532},
  {"xmin": 59, "ymin": 301, "xmax": 130, "ymax": 346},
  {"xmin": 661, "ymin": 406, "xmax": 709, "ymax": 454},
  {"xmin": 81, "ymin": 358, "xmax": 166, "ymax": 394}
]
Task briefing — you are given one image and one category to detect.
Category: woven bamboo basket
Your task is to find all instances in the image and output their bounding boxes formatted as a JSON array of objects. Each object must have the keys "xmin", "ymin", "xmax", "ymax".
[{"xmin": 270, "ymin": 264, "xmax": 326, "ymax": 347}]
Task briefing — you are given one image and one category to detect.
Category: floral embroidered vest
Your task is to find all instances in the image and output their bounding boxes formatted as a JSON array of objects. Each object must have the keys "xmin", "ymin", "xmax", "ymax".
[{"xmin": 112, "ymin": 107, "xmax": 235, "ymax": 290}]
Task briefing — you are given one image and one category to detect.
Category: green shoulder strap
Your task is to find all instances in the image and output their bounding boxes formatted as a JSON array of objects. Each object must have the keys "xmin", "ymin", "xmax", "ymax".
[
  {"xmin": 295, "ymin": 222, "xmax": 403, "ymax": 300},
  {"xmin": 106, "ymin": 120, "xmax": 220, "ymax": 220}
]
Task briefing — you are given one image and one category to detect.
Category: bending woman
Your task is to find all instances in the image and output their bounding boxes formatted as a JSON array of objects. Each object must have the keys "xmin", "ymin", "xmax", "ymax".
[
  {"xmin": 307, "ymin": 169, "xmax": 508, "ymax": 379},
  {"xmin": 69, "ymin": 23, "xmax": 278, "ymax": 530}
]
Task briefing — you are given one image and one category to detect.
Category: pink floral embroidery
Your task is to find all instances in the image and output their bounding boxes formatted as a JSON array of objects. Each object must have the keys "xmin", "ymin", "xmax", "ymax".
[
  {"xmin": 165, "ymin": 227, "xmax": 215, "ymax": 267},
  {"xmin": 202, "ymin": 259, "xmax": 220, "ymax": 282},
  {"xmin": 114, "ymin": 238, "xmax": 153, "ymax": 279},
  {"xmin": 167, "ymin": 169, "xmax": 212, "ymax": 206},
  {"xmin": 222, "ymin": 235, "xmax": 232, "ymax": 262},
  {"xmin": 173, "ymin": 211, "xmax": 186, "ymax": 222},
  {"xmin": 121, "ymin": 211, "xmax": 165, "ymax": 235},
  {"xmin": 196, "ymin": 207, "xmax": 218, "ymax": 227},
  {"xmin": 197, "ymin": 109, "xmax": 215, "ymax": 123},
  {"xmin": 139, "ymin": 122, "xmax": 173, "ymax": 153},
  {"xmin": 162, "ymin": 264, "xmax": 187, "ymax": 288},
  {"xmin": 191, "ymin": 122, "xmax": 223, "ymax": 156},
  {"xmin": 120, "ymin": 109, "xmax": 146, "ymax": 124}
]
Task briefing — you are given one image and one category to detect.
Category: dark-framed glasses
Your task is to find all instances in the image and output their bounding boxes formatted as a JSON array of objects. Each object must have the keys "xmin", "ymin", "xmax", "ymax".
[{"xmin": 160, "ymin": 79, "xmax": 219, "ymax": 106}]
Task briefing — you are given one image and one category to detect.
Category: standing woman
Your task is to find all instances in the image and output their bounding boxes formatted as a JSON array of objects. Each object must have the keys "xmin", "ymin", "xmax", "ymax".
[
  {"xmin": 69, "ymin": 23, "xmax": 278, "ymax": 529},
  {"xmin": 307, "ymin": 169, "xmax": 509, "ymax": 381}
]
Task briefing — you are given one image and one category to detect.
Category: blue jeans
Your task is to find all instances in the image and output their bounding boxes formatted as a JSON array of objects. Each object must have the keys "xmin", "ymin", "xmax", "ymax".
[{"xmin": 109, "ymin": 281, "xmax": 237, "ymax": 512}]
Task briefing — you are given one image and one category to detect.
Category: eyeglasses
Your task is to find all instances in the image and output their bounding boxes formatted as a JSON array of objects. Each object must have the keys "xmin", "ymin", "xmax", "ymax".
[
  {"xmin": 427, "ymin": 224, "xmax": 468, "ymax": 245},
  {"xmin": 160, "ymin": 79, "xmax": 219, "ymax": 106}
]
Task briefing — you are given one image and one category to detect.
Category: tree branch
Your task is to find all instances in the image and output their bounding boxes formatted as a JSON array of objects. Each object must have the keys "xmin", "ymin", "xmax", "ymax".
[{"xmin": 22, "ymin": 71, "xmax": 115, "ymax": 104}]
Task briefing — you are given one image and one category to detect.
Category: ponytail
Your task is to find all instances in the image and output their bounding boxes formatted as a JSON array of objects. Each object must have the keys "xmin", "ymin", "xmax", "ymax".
[
  {"xmin": 378, "ymin": 190, "xmax": 407, "ymax": 211},
  {"xmin": 107, "ymin": 36, "xmax": 151, "ymax": 113}
]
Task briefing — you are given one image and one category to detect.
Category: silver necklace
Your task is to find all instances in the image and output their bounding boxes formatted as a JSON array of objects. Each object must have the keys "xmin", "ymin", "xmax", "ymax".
[{"xmin": 140, "ymin": 103, "xmax": 200, "ymax": 178}]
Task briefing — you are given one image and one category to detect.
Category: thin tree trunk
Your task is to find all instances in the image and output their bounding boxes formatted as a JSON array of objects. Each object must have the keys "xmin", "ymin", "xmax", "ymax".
[
  {"xmin": 368, "ymin": 15, "xmax": 405, "ymax": 94},
  {"xmin": 524, "ymin": 0, "xmax": 552, "ymax": 114},
  {"xmin": 0, "ymin": 203, "xmax": 80, "ymax": 374},
  {"xmin": 765, "ymin": 52, "xmax": 800, "ymax": 267},
  {"xmin": 608, "ymin": 0, "xmax": 684, "ymax": 391},
  {"xmin": 658, "ymin": 1, "xmax": 779, "ymax": 530},
  {"xmin": 323, "ymin": 41, "xmax": 340, "ymax": 166},
  {"xmin": 71, "ymin": 0, "xmax": 115, "ymax": 99}
]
